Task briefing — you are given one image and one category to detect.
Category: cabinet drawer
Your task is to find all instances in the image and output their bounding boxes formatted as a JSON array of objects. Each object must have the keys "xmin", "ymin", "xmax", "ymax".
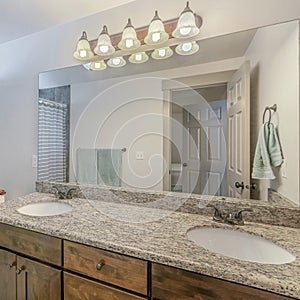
[
  {"xmin": 0, "ymin": 223, "xmax": 62, "ymax": 266},
  {"xmin": 64, "ymin": 272, "xmax": 146, "ymax": 300},
  {"xmin": 152, "ymin": 263, "xmax": 293, "ymax": 300},
  {"xmin": 64, "ymin": 241, "xmax": 147, "ymax": 295}
]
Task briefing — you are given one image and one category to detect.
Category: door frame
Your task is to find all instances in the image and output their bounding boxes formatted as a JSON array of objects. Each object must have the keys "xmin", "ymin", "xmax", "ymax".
[{"xmin": 162, "ymin": 71, "xmax": 236, "ymax": 191}]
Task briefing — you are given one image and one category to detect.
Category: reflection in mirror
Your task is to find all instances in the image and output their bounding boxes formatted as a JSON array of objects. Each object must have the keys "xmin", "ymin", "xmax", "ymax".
[{"xmin": 38, "ymin": 20, "xmax": 300, "ymax": 207}]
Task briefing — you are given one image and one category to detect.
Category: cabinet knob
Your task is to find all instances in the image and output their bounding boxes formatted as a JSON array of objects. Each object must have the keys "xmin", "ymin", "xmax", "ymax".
[
  {"xmin": 182, "ymin": 163, "xmax": 188, "ymax": 167},
  {"xmin": 7, "ymin": 262, "xmax": 16, "ymax": 270},
  {"xmin": 96, "ymin": 262, "xmax": 104, "ymax": 271},
  {"xmin": 16, "ymin": 266, "xmax": 25, "ymax": 275}
]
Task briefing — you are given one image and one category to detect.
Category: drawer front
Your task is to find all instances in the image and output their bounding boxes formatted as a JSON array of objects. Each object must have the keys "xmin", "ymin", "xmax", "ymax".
[
  {"xmin": 152, "ymin": 263, "xmax": 293, "ymax": 300},
  {"xmin": 64, "ymin": 241, "xmax": 147, "ymax": 295},
  {"xmin": 0, "ymin": 223, "xmax": 62, "ymax": 266},
  {"xmin": 64, "ymin": 272, "xmax": 145, "ymax": 300}
]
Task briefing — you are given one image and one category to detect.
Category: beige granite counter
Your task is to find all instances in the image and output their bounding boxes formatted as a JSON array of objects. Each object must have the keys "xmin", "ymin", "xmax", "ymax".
[{"xmin": 0, "ymin": 193, "xmax": 299, "ymax": 299}]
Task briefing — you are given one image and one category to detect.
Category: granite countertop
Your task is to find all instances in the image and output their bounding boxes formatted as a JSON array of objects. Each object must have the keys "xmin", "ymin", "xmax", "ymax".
[{"xmin": 0, "ymin": 193, "xmax": 299, "ymax": 299}]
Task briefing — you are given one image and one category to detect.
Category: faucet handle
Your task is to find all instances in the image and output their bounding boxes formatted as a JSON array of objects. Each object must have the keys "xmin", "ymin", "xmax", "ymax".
[
  {"xmin": 52, "ymin": 186, "xmax": 66, "ymax": 199},
  {"xmin": 234, "ymin": 208, "xmax": 253, "ymax": 223},
  {"xmin": 207, "ymin": 204, "xmax": 224, "ymax": 222},
  {"xmin": 66, "ymin": 188, "xmax": 76, "ymax": 199}
]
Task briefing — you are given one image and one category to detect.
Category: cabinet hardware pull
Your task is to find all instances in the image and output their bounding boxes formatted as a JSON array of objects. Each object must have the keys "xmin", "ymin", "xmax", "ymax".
[
  {"xmin": 7, "ymin": 262, "xmax": 16, "ymax": 269},
  {"xmin": 16, "ymin": 266, "xmax": 25, "ymax": 275},
  {"xmin": 96, "ymin": 262, "xmax": 104, "ymax": 271}
]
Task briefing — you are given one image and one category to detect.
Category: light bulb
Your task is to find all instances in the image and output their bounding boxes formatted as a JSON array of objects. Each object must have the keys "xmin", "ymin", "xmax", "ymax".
[
  {"xmin": 182, "ymin": 42, "xmax": 192, "ymax": 52},
  {"xmin": 125, "ymin": 39, "xmax": 134, "ymax": 48},
  {"xmin": 79, "ymin": 50, "xmax": 87, "ymax": 58},
  {"xmin": 135, "ymin": 54, "xmax": 142, "ymax": 61},
  {"xmin": 152, "ymin": 32, "xmax": 161, "ymax": 42},
  {"xmin": 158, "ymin": 49, "xmax": 166, "ymax": 57},
  {"xmin": 112, "ymin": 58, "xmax": 121, "ymax": 65},
  {"xmin": 99, "ymin": 45, "xmax": 109, "ymax": 53},
  {"xmin": 94, "ymin": 62, "xmax": 101, "ymax": 69},
  {"xmin": 179, "ymin": 27, "xmax": 192, "ymax": 36}
]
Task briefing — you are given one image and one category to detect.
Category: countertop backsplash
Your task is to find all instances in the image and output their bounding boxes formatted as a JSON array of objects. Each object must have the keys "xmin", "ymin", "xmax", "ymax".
[{"xmin": 36, "ymin": 181, "xmax": 300, "ymax": 228}]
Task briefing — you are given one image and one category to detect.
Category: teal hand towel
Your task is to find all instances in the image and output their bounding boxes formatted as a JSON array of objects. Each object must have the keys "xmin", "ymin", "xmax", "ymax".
[
  {"xmin": 252, "ymin": 123, "xmax": 283, "ymax": 180},
  {"xmin": 97, "ymin": 149, "xmax": 122, "ymax": 187},
  {"xmin": 77, "ymin": 149, "xmax": 98, "ymax": 184},
  {"xmin": 268, "ymin": 124, "xmax": 283, "ymax": 167}
]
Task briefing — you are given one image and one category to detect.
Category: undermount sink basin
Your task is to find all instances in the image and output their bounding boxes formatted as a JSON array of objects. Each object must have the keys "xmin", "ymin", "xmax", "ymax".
[
  {"xmin": 187, "ymin": 227, "xmax": 295, "ymax": 264},
  {"xmin": 17, "ymin": 202, "xmax": 72, "ymax": 217}
]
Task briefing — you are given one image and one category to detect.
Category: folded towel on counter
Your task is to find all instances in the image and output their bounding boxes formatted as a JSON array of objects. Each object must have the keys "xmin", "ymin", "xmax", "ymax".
[{"xmin": 252, "ymin": 123, "xmax": 283, "ymax": 179}]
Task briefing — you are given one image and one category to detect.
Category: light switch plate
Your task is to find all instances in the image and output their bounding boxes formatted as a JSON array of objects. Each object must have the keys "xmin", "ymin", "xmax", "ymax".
[
  {"xmin": 136, "ymin": 151, "xmax": 144, "ymax": 160},
  {"xmin": 32, "ymin": 155, "xmax": 37, "ymax": 168}
]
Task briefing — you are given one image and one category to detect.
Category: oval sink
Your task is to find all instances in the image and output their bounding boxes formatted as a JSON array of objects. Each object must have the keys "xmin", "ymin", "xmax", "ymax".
[
  {"xmin": 187, "ymin": 227, "xmax": 295, "ymax": 264},
  {"xmin": 17, "ymin": 202, "xmax": 72, "ymax": 217}
]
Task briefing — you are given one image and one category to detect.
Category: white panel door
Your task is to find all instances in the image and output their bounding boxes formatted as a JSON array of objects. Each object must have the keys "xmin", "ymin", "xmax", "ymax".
[
  {"xmin": 182, "ymin": 100, "xmax": 227, "ymax": 195},
  {"xmin": 227, "ymin": 61, "xmax": 250, "ymax": 199}
]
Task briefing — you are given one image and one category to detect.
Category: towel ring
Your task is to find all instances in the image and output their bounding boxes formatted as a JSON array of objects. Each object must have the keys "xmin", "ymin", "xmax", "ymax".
[{"xmin": 262, "ymin": 104, "xmax": 277, "ymax": 125}]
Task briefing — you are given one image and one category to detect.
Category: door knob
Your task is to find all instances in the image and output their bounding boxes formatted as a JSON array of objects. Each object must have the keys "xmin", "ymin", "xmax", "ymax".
[
  {"xmin": 235, "ymin": 181, "xmax": 244, "ymax": 189},
  {"xmin": 182, "ymin": 163, "xmax": 188, "ymax": 167}
]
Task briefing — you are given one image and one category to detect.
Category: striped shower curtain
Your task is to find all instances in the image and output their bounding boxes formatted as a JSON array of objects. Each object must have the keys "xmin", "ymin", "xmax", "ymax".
[{"xmin": 38, "ymin": 98, "xmax": 68, "ymax": 182}]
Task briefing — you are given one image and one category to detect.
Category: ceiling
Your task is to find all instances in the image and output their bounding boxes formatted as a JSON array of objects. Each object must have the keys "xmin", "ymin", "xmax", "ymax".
[{"xmin": 0, "ymin": 0, "xmax": 135, "ymax": 44}]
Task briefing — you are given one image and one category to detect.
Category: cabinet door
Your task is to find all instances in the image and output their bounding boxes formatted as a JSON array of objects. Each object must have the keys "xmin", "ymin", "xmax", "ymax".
[
  {"xmin": 64, "ymin": 272, "xmax": 145, "ymax": 300},
  {"xmin": 0, "ymin": 249, "xmax": 17, "ymax": 300},
  {"xmin": 16, "ymin": 257, "xmax": 61, "ymax": 300}
]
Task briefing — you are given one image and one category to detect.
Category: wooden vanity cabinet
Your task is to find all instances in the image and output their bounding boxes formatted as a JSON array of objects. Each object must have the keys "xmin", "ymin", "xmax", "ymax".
[
  {"xmin": 152, "ymin": 263, "xmax": 295, "ymax": 300},
  {"xmin": 63, "ymin": 240, "xmax": 148, "ymax": 299},
  {"xmin": 0, "ymin": 223, "xmax": 62, "ymax": 300},
  {"xmin": 0, "ymin": 249, "xmax": 17, "ymax": 300}
]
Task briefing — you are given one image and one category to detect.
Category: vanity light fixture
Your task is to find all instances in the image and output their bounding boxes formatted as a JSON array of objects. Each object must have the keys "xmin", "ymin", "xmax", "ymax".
[
  {"xmin": 107, "ymin": 56, "xmax": 126, "ymax": 67},
  {"xmin": 144, "ymin": 11, "xmax": 169, "ymax": 45},
  {"xmin": 90, "ymin": 60, "xmax": 107, "ymax": 71},
  {"xmin": 74, "ymin": 4, "xmax": 203, "ymax": 70},
  {"xmin": 129, "ymin": 52, "xmax": 149, "ymax": 64},
  {"xmin": 151, "ymin": 47, "xmax": 173, "ymax": 60},
  {"xmin": 172, "ymin": 2, "xmax": 200, "ymax": 38},
  {"xmin": 118, "ymin": 19, "xmax": 141, "ymax": 50},
  {"xmin": 94, "ymin": 26, "xmax": 115, "ymax": 56},
  {"xmin": 175, "ymin": 41, "xmax": 199, "ymax": 55},
  {"xmin": 73, "ymin": 31, "xmax": 94, "ymax": 60}
]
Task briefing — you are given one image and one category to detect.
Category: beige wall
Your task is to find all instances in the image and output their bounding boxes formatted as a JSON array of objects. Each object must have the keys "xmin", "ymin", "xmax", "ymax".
[
  {"xmin": 70, "ymin": 77, "xmax": 164, "ymax": 191},
  {"xmin": 245, "ymin": 21, "xmax": 299, "ymax": 205}
]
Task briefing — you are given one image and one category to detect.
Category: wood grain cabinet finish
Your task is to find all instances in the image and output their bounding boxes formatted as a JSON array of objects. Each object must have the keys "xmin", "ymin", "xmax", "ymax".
[
  {"xmin": 152, "ymin": 263, "xmax": 295, "ymax": 300},
  {"xmin": 0, "ymin": 249, "xmax": 61, "ymax": 300},
  {"xmin": 0, "ymin": 222, "xmax": 62, "ymax": 266},
  {"xmin": 16, "ymin": 256, "xmax": 61, "ymax": 300},
  {"xmin": 64, "ymin": 272, "xmax": 146, "ymax": 300},
  {"xmin": 64, "ymin": 240, "xmax": 148, "ymax": 295},
  {"xmin": 0, "ymin": 249, "xmax": 17, "ymax": 300}
]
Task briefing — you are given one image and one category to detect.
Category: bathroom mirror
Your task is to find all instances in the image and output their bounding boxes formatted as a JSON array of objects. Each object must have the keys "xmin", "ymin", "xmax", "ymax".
[{"xmin": 38, "ymin": 20, "xmax": 300, "ymax": 208}]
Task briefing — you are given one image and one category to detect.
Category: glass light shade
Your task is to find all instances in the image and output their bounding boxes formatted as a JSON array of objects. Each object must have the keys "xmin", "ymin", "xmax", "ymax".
[
  {"xmin": 94, "ymin": 26, "xmax": 115, "ymax": 56},
  {"xmin": 90, "ymin": 60, "xmax": 107, "ymax": 71},
  {"xmin": 151, "ymin": 47, "xmax": 173, "ymax": 60},
  {"xmin": 118, "ymin": 19, "xmax": 141, "ymax": 50},
  {"xmin": 129, "ymin": 52, "xmax": 149, "ymax": 64},
  {"xmin": 172, "ymin": 2, "xmax": 200, "ymax": 38},
  {"xmin": 107, "ymin": 57, "xmax": 126, "ymax": 68},
  {"xmin": 82, "ymin": 63, "xmax": 91, "ymax": 71},
  {"xmin": 73, "ymin": 32, "xmax": 94, "ymax": 60},
  {"xmin": 144, "ymin": 11, "xmax": 169, "ymax": 45},
  {"xmin": 175, "ymin": 41, "xmax": 199, "ymax": 55}
]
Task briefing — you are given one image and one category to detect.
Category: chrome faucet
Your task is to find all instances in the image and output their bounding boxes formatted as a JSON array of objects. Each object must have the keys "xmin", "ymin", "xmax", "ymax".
[
  {"xmin": 53, "ymin": 187, "xmax": 76, "ymax": 199},
  {"xmin": 208, "ymin": 205, "xmax": 253, "ymax": 225}
]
